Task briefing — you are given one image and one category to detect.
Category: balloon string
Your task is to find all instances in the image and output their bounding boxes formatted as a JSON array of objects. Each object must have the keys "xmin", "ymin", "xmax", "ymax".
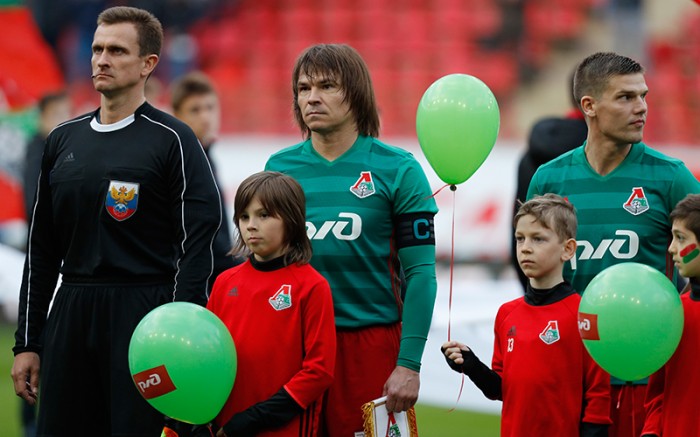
[
  {"xmin": 446, "ymin": 185, "xmax": 466, "ymax": 412},
  {"xmin": 630, "ymin": 383, "xmax": 636, "ymax": 437},
  {"xmin": 447, "ymin": 186, "xmax": 456, "ymax": 341},
  {"xmin": 448, "ymin": 376, "xmax": 466, "ymax": 413},
  {"xmin": 427, "ymin": 182, "xmax": 462, "ymax": 411}
]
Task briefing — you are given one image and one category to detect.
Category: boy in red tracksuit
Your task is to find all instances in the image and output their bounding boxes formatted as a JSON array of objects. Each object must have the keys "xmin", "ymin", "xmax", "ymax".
[
  {"xmin": 207, "ymin": 171, "xmax": 336, "ymax": 437},
  {"xmin": 442, "ymin": 194, "xmax": 611, "ymax": 436},
  {"xmin": 642, "ymin": 194, "xmax": 700, "ymax": 437}
]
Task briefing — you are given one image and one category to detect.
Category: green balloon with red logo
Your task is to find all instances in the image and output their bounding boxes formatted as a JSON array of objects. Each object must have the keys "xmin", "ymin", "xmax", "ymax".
[
  {"xmin": 578, "ymin": 262, "xmax": 683, "ymax": 382},
  {"xmin": 128, "ymin": 302, "xmax": 237, "ymax": 424}
]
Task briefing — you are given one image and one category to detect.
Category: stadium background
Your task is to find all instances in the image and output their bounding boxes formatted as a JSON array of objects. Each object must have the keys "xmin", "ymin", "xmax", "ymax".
[{"xmin": 0, "ymin": 0, "xmax": 699, "ymax": 435}]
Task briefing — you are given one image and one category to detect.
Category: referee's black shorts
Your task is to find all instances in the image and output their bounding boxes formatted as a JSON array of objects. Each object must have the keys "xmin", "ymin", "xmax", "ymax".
[{"xmin": 37, "ymin": 282, "xmax": 174, "ymax": 436}]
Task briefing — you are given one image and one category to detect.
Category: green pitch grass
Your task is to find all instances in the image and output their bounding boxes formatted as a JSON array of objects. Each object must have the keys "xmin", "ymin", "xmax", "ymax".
[
  {"xmin": 414, "ymin": 404, "xmax": 500, "ymax": 436},
  {"xmin": 0, "ymin": 321, "xmax": 499, "ymax": 436}
]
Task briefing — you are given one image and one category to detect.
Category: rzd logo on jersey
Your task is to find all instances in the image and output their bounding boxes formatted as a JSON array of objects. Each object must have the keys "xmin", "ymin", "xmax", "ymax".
[
  {"xmin": 269, "ymin": 284, "xmax": 292, "ymax": 311},
  {"xmin": 132, "ymin": 364, "xmax": 176, "ymax": 399},
  {"xmin": 350, "ymin": 171, "xmax": 375, "ymax": 199},
  {"xmin": 570, "ymin": 230, "xmax": 639, "ymax": 270},
  {"xmin": 307, "ymin": 213, "xmax": 362, "ymax": 240},
  {"xmin": 106, "ymin": 180, "xmax": 139, "ymax": 221},
  {"xmin": 623, "ymin": 187, "xmax": 649, "ymax": 216},
  {"xmin": 539, "ymin": 320, "xmax": 560, "ymax": 345}
]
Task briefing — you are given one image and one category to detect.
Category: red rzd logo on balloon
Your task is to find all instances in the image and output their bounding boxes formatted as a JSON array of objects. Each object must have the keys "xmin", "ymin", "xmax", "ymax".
[
  {"xmin": 132, "ymin": 364, "xmax": 177, "ymax": 399},
  {"xmin": 578, "ymin": 313, "xmax": 600, "ymax": 340}
]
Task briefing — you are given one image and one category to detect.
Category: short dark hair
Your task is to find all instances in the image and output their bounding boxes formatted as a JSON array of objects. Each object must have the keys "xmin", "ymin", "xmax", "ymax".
[
  {"xmin": 567, "ymin": 68, "xmax": 579, "ymax": 110},
  {"xmin": 97, "ymin": 6, "xmax": 163, "ymax": 57},
  {"xmin": 292, "ymin": 44, "xmax": 380, "ymax": 138},
  {"xmin": 38, "ymin": 91, "xmax": 68, "ymax": 113},
  {"xmin": 573, "ymin": 52, "xmax": 645, "ymax": 108},
  {"xmin": 671, "ymin": 194, "xmax": 700, "ymax": 240},
  {"xmin": 233, "ymin": 171, "xmax": 313, "ymax": 265},
  {"xmin": 514, "ymin": 194, "xmax": 577, "ymax": 242},
  {"xmin": 170, "ymin": 72, "xmax": 217, "ymax": 112}
]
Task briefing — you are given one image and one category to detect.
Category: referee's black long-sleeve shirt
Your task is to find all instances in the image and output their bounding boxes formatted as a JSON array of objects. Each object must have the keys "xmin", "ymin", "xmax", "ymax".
[{"xmin": 14, "ymin": 102, "xmax": 222, "ymax": 355}]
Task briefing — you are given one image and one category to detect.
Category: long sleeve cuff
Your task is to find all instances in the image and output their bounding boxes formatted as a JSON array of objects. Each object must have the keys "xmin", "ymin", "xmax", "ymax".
[
  {"xmin": 459, "ymin": 348, "xmax": 502, "ymax": 401},
  {"xmin": 222, "ymin": 388, "xmax": 302, "ymax": 437},
  {"xmin": 580, "ymin": 422, "xmax": 609, "ymax": 437}
]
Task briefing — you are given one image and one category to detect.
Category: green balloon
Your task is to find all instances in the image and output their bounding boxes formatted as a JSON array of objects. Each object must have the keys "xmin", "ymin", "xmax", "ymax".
[
  {"xmin": 578, "ymin": 263, "xmax": 683, "ymax": 382},
  {"xmin": 416, "ymin": 74, "xmax": 500, "ymax": 185},
  {"xmin": 128, "ymin": 302, "xmax": 236, "ymax": 424}
]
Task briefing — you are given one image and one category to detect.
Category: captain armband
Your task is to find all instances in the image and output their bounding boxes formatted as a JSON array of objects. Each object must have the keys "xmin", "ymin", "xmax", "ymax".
[{"xmin": 395, "ymin": 212, "xmax": 436, "ymax": 249}]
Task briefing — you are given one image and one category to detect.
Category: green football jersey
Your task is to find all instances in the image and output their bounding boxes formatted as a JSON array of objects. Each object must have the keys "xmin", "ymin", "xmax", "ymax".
[
  {"xmin": 527, "ymin": 142, "xmax": 700, "ymax": 293},
  {"xmin": 266, "ymin": 135, "xmax": 438, "ymax": 330}
]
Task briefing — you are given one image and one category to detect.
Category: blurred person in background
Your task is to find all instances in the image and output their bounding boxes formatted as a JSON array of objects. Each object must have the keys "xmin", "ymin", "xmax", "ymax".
[
  {"xmin": 19, "ymin": 89, "xmax": 71, "ymax": 437},
  {"xmin": 527, "ymin": 51, "xmax": 700, "ymax": 437},
  {"xmin": 511, "ymin": 69, "xmax": 587, "ymax": 292},
  {"xmin": 23, "ymin": 91, "xmax": 72, "ymax": 221},
  {"xmin": 608, "ymin": 0, "xmax": 647, "ymax": 66},
  {"xmin": 144, "ymin": 75, "xmax": 164, "ymax": 108},
  {"xmin": 171, "ymin": 71, "xmax": 243, "ymax": 289},
  {"xmin": 266, "ymin": 43, "xmax": 438, "ymax": 437},
  {"xmin": 10, "ymin": 6, "xmax": 222, "ymax": 436}
]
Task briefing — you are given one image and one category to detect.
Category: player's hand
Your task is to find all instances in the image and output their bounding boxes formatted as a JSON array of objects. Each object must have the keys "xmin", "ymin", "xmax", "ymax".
[
  {"xmin": 11, "ymin": 352, "xmax": 40, "ymax": 405},
  {"xmin": 382, "ymin": 366, "xmax": 419, "ymax": 413},
  {"xmin": 162, "ymin": 417, "xmax": 215, "ymax": 437}
]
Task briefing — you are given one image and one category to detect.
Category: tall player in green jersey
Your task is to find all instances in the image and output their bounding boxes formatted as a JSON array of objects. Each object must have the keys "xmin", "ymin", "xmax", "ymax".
[
  {"xmin": 265, "ymin": 44, "xmax": 438, "ymax": 437},
  {"xmin": 527, "ymin": 52, "xmax": 700, "ymax": 437}
]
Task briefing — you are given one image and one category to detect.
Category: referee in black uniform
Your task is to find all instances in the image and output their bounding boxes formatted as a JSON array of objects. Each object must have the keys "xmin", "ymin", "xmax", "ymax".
[{"xmin": 11, "ymin": 6, "xmax": 222, "ymax": 436}]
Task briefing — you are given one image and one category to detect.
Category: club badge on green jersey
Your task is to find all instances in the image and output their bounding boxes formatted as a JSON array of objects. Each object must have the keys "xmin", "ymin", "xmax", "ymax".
[
  {"xmin": 350, "ymin": 171, "xmax": 376, "ymax": 199},
  {"xmin": 269, "ymin": 284, "xmax": 292, "ymax": 311},
  {"xmin": 623, "ymin": 187, "xmax": 650, "ymax": 216},
  {"xmin": 539, "ymin": 320, "xmax": 560, "ymax": 345}
]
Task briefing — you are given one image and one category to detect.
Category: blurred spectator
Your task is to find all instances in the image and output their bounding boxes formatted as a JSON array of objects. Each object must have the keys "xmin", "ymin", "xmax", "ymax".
[
  {"xmin": 511, "ymin": 70, "xmax": 587, "ymax": 291},
  {"xmin": 0, "ymin": 111, "xmax": 34, "ymax": 250},
  {"xmin": 478, "ymin": 0, "xmax": 539, "ymax": 82},
  {"xmin": 608, "ymin": 0, "xmax": 647, "ymax": 65},
  {"xmin": 144, "ymin": 76, "xmax": 164, "ymax": 108},
  {"xmin": 26, "ymin": 0, "xmax": 73, "ymax": 52},
  {"xmin": 23, "ymin": 91, "xmax": 72, "ymax": 221},
  {"xmin": 170, "ymin": 71, "xmax": 242, "ymax": 289},
  {"xmin": 128, "ymin": 0, "xmax": 220, "ymax": 32},
  {"xmin": 28, "ymin": 0, "xmax": 108, "ymax": 82},
  {"xmin": 127, "ymin": 0, "xmax": 226, "ymax": 81},
  {"xmin": 19, "ymin": 89, "xmax": 70, "ymax": 437},
  {"xmin": 479, "ymin": 0, "xmax": 526, "ymax": 51}
]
